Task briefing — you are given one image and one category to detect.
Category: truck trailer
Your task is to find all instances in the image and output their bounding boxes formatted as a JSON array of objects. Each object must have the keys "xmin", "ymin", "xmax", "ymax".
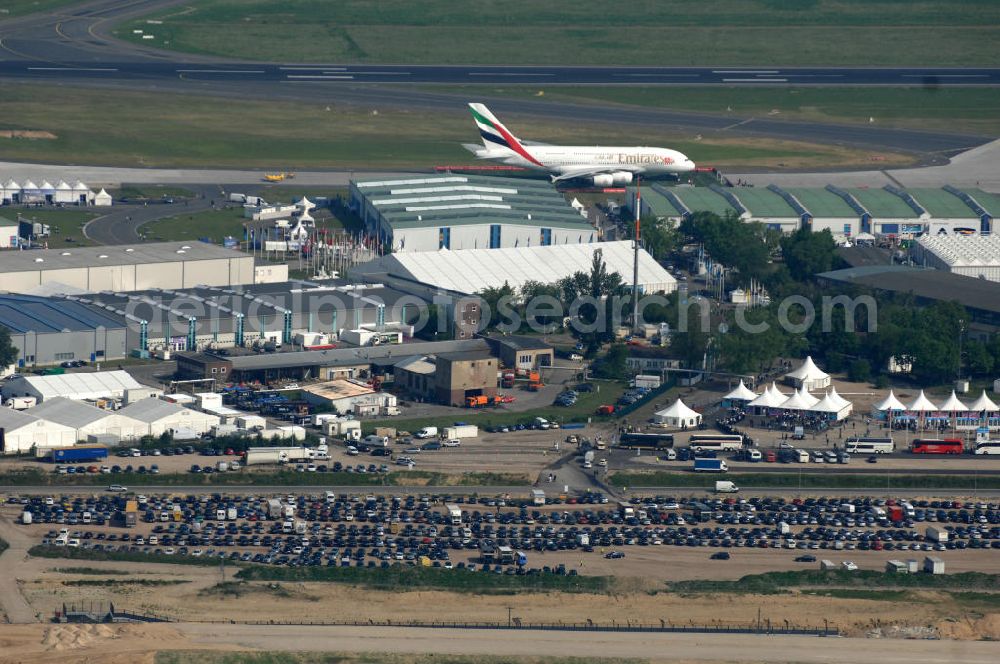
[
  {"xmin": 443, "ymin": 425, "xmax": 478, "ymax": 439},
  {"xmin": 446, "ymin": 503, "xmax": 462, "ymax": 525},
  {"xmin": 50, "ymin": 446, "xmax": 108, "ymax": 463}
]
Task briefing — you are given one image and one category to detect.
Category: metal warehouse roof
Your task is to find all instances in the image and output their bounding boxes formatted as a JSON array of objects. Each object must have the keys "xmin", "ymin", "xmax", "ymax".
[
  {"xmin": 0, "ymin": 294, "xmax": 124, "ymax": 333},
  {"xmin": 356, "ymin": 174, "xmax": 590, "ymax": 230},
  {"xmin": 7, "ymin": 370, "xmax": 142, "ymax": 400},
  {"xmin": 844, "ymin": 188, "xmax": 918, "ymax": 218},
  {"xmin": 667, "ymin": 187, "xmax": 738, "ymax": 217},
  {"xmin": 118, "ymin": 398, "xmax": 190, "ymax": 422},
  {"xmin": 916, "ymin": 235, "xmax": 1000, "ymax": 267},
  {"xmin": 353, "ymin": 240, "xmax": 676, "ymax": 295},
  {"xmin": 908, "ymin": 189, "xmax": 978, "ymax": 218},
  {"xmin": 0, "ymin": 242, "xmax": 246, "ymax": 273},
  {"xmin": 27, "ymin": 397, "xmax": 114, "ymax": 428},
  {"xmin": 785, "ymin": 189, "xmax": 857, "ymax": 218},
  {"xmin": 0, "ymin": 408, "xmax": 42, "ymax": 432},
  {"xmin": 730, "ymin": 189, "xmax": 798, "ymax": 218},
  {"xmin": 218, "ymin": 339, "xmax": 492, "ymax": 372}
]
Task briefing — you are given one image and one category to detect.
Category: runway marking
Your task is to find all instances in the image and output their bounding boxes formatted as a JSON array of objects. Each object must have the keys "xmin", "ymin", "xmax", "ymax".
[
  {"xmin": 286, "ymin": 74, "xmax": 355, "ymax": 80},
  {"xmin": 280, "ymin": 66, "xmax": 347, "ymax": 71},
  {"xmin": 722, "ymin": 118, "xmax": 755, "ymax": 130},
  {"xmin": 176, "ymin": 69, "xmax": 265, "ymax": 74},
  {"xmin": 901, "ymin": 74, "xmax": 990, "ymax": 78},
  {"xmin": 349, "ymin": 71, "xmax": 412, "ymax": 76},
  {"xmin": 468, "ymin": 72, "xmax": 554, "ymax": 77},
  {"xmin": 615, "ymin": 73, "xmax": 701, "ymax": 77},
  {"xmin": 721, "ymin": 78, "xmax": 788, "ymax": 82},
  {"xmin": 712, "ymin": 70, "xmax": 779, "ymax": 74},
  {"xmin": 28, "ymin": 67, "xmax": 118, "ymax": 71}
]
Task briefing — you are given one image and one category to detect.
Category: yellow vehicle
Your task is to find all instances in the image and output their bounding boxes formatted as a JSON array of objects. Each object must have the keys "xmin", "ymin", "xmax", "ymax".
[{"xmin": 264, "ymin": 173, "xmax": 286, "ymax": 182}]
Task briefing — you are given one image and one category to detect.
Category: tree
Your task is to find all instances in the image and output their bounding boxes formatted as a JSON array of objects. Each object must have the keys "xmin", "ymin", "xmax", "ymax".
[
  {"xmin": 847, "ymin": 358, "xmax": 872, "ymax": 383},
  {"xmin": 559, "ymin": 249, "xmax": 624, "ymax": 355},
  {"xmin": 680, "ymin": 211, "xmax": 770, "ymax": 280},
  {"xmin": 0, "ymin": 326, "xmax": 17, "ymax": 369},
  {"xmin": 669, "ymin": 327, "xmax": 709, "ymax": 370},
  {"xmin": 780, "ymin": 227, "xmax": 837, "ymax": 281},
  {"xmin": 964, "ymin": 340, "xmax": 994, "ymax": 377},
  {"xmin": 593, "ymin": 343, "xmax": 629, "ymax": 379},
  {"xmin": 520, "ymin": 280, "xmax": 563, "ymax": 331},
  {"xmin": 622, "ymin": 215, "xmax": 681, "ymax": 262},
  {"xmin": 478, "ymin": 281, "xmax": 516, "ymax": 330}
]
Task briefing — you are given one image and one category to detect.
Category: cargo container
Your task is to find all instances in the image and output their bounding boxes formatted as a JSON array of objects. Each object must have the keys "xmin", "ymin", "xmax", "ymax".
[
  {"xmin": 21, "ymin": 511, "xmax": 32, "ymax": 524},
  {"xmin": 227, "ymin": 507, "xmax": 237, "ymax": 520},
  {"xmin": 531, "ymin": 489, "xmax": 545, "ymax": 506},
  {"xmin": 618, "ymin": 501, "xmax": 634, "ymax": 519},
  {"xmin": 5, "ymin": 396, "xmax": 37, "ymax": 410},
  {"xmin": 50, "ymin": 446, "xmax": 108, "ymax": 463},
  {"xmin": 266, "ymin": 498, "xmax": 283, "ymax": 519},
  {"xmin": 888, "ymin": 505, "xmax": 904, "ymax": 522},
  {"xmin": 444, "ymin": 425, "xmax": 478, "ymax": 439}
]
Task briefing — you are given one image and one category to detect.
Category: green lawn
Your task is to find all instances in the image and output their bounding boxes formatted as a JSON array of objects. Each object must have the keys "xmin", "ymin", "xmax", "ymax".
[
  {"xmin": 7, "ymin": 208, "xmax": 101, "ymax": 248},
  {"xmin": 117, "ymin": 1, "xmax": 1000, "ymax": 67},
  {"xmin": 670, "ymin": 570, "xmax": 1000, "ymax": 595},
  {"xmin": 0, "ymin": 0, "xmax": 80, "ymax": 20},
  {"xmin": 429, "ymin": 86, "xmax": 1000, "ymax": 136},
  {"xmin": 140, "ymin": 209, "xmax": 248, "ymax": 244}
]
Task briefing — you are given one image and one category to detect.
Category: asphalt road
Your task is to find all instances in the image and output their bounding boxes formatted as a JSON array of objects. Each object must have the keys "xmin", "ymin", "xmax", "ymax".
[
  {"xmin": 83, "ymin": 184, "xmax": 221, "ymax": 244},
  {"xmin": 0, "ymin": 0, "xmax": 993, "ymax": 156}
]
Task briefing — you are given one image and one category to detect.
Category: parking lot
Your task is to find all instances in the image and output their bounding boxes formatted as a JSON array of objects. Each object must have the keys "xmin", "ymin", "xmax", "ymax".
[{"xmin": 9, "ymin": 489, "xmax": 1000, "ymax": 582}]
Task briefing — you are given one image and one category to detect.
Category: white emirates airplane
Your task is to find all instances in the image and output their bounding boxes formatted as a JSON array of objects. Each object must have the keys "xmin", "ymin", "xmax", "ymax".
[{"xmin": 463, "ymin": 103, "xmax": 696, "ymax": 186}]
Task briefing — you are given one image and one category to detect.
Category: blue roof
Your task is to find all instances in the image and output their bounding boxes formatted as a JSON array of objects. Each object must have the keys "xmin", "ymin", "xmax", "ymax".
[{"xmin": 0, "ymin": 294, "xmax": 123, "ymax": 333}]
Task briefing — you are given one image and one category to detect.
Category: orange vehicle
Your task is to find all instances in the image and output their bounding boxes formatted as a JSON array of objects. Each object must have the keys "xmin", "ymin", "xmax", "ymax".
[
  {"xmin": 465, "ymin": 395, "xmax": 489, "ymax": 408},
  {"xmin": 596, "ymin": 405, "xmax": 615, "ymax": 416}
]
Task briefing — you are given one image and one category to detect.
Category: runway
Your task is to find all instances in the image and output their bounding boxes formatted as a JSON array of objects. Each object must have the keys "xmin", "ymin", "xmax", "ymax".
[{"xmin": 0, "ymin": 0, "xmax": 995, "ymax": 157}]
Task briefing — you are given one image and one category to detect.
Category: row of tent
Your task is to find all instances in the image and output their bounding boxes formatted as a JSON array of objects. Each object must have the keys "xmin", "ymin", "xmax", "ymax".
[
  {"xmin": 1, "ymin": 179, "xmax": 110, "ymax": 206},
  {"xmin": 724, "ymin": 380, "xmax": 853, "ymax": 419},
  {"xmin": 874, "ymin": 389, "xmax": 999, "ymax": 413}
]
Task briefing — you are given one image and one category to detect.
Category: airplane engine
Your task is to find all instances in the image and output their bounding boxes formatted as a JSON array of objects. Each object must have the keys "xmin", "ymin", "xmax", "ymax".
[
  {"xmin": 592, "ymin": 174, "xmax": 614, "ymax": 187},
  {"xmin": 611, "ymin": 171, "xmax": 634, "ymax": 185}
]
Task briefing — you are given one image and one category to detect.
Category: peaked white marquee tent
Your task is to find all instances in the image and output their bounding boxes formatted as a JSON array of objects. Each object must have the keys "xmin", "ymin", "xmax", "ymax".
[
  {"xmin": 653, "ymin": 398, "xmax": 703, "ymax": 428},
  {"xmin": 784, "ymin": 356, "xmax": 831, "ymax": 390}
]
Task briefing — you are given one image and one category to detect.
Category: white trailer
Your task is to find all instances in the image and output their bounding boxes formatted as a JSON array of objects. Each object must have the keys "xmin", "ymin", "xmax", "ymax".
[
  {"xmin": 926, "ymin": 526, "xmax": 949, "ymax": 543},
  {"xmin": 244, "ymin": 446, "xmax": 310, "ymax": 466},
  {"xmin": 446, "ymin": 503, "xmax": 462, "ymax": 525},
  {"xmin": 226, "ymin": 507, "xmax": 237, "ymax": 520},
  {"xmin": 266, "ymin": 498, "xmax": 283, "ymax": 519},
  {"xmin": 443, "ymin": 425, "xmax": 479, "ymax": 440},
  {"xmin": 531, "ymin": 489, "xmax": 546, "ymax": 506}
]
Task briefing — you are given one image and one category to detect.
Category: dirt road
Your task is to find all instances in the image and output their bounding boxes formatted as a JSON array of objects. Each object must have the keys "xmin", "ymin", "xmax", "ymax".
[{"xmin": 0, "ymin": 513, "xmax": 41, "ymax": 623}]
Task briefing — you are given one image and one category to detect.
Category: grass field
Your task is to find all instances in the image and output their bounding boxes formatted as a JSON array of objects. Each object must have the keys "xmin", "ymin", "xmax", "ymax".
[
  {"xmin": 117, "ymin": 0, "xmax": 1000, "ymax": 67},
  {"xmin": 430, "ymin": 86, "xmax": 1000, "ymax": 136},
  {"xmin": 235, "ymin": 564, "xmax": 611, "ymax": 594},
  {"xmin": 141, "ymin": 209, "xmax": 248, "ymax": 244},
  {"xmin": 0, "ymin": 0, "xmax": 78, "ymax": 20},
  {"xmin": 4, "ymin": 208, "xmax": 101, "ymax": 248},
  {"xmin": 0, "ymin": 83, "xmax": 900, "ymax": 170},
  {"xmin": 609, "ymin": 471, "xmax": 1000, "ymax": 490}
]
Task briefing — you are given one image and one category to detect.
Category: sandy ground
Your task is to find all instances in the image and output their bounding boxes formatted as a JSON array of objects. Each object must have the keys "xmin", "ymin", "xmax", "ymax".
[{"xmin": 0, "ymin": 622, "xmax": 998, "ymax": 664}]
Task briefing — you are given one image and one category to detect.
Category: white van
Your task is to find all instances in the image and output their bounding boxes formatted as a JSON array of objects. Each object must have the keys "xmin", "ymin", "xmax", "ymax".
[{"xmin": 414, "ymin": 427, "xmax": 438, "ymax": 439}]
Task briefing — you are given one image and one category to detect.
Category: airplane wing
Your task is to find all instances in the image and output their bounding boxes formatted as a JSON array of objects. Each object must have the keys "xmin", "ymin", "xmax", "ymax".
[{"xmin": 550, "ymin": 166, "xmax": 641, "ymax": 182}]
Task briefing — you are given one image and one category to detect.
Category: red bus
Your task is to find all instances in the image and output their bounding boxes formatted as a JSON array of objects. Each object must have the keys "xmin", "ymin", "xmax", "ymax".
[{"xmin": 911, "ymin": 438, "xmax": 964, "ymax": 455}]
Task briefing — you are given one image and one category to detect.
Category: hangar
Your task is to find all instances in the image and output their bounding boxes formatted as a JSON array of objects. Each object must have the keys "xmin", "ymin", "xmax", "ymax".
[
  {"xmin": 0, "ymin": 409, "xmax": 77, "ymax": 455},
  {"xmin": 27, "ymin": 397, "xmax": 147, "ymax": 442},
  {"xmin": 0, "ymin": 242, "xmax": 266, "ymax": 294},
  {"xmin": 350, "ymin": 174, "xmax": 596, "ymax": 253},
  {"xmin": 1, "ymin": 370, "xmax": 143, "ymax": 403},
  {"xmin": 350, "ymin": 241, "xmax": 677, "ymax": 295},
  {"xmin": 118, "ymin": 398, "xmax": 220, "ymax": 438},
  {"xmin": 0, "ymin": 293, "xmax": 128, "ymax": 367},
  {"xmin": 911, "ymin": 235, "xmax": 1000, "ymax": 282}
]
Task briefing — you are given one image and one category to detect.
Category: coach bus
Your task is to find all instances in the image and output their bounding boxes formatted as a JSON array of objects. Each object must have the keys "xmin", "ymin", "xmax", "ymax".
[
  {"xmin": 844, "ymin": 437, "xmax": 895, "ymax": 455},
  {"xmin": 687, "ymin": 434, "xmax": 744, "ymax": 452},
  {"xmin": 619, "ymin": 432, "xmax": 674, "ymax": 450},
  {"xmin": 973, "ymin": 441, "xmax": 1000, "ymax": 455},
  {"xmin": 911, "ymin": 438, "xmax": 964, "ymax": 455}
]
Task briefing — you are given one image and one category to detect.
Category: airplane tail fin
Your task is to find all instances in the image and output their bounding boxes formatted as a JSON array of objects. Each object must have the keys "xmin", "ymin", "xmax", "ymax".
[{"xmin": 468, "ymin": 103, "xmax": 543, "ymax": 167}]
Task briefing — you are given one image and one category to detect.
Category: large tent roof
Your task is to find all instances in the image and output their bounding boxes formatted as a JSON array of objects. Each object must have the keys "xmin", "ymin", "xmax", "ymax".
[
  {"xmin": 723, "ymin": 380, "xmax": 757, "ymax": 402},
  {"xmin": 826, "ymin": 386, "xmax": 852, "ymax": 410},
  {"xmin": 874, "ymin": 390, "xmax": 906, "ymax": 411},
  {"xmin": 351, "ymin": 241, "xmax": 676, "ymax": 295},
  {"xmin": 938, "ymin": 391, "xmax": 969, "ymax": 412},
  {"xmin": 968, "ymin": 390, "xmax": 999, "ymax": 412},
  {"xmin": 785, "ymin": 356, "xmax": 829, "ymax": 382},
  {"xmin": 8, "ymin": 370, "xmax": 142, "ymax": 401},
  {"xmin": 778, "ymin": 386, "xmax": 819, "ymax": 410},
  {"xmin": 748, "ymin": 382, "xmax": 787, "ymax": 408},
  {"xmin": 810, "ymin": 391, "xmax": 847, "ymax": 413},
  {"xmin": 907, "ymin": 390, "xmax": 938, "ymax": 412},
  {"xmin": 655, "ymin": 398, "xmax": 701, "ymax": 420}
]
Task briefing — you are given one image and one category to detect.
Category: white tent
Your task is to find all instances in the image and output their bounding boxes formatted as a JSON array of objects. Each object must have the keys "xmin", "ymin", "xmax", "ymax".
[
  {"xmin": 652, "ymin": 398, "xmax": 703, "ymax": 428},
  {"xmin": 967, "ymin": 390, "xmax": 999, "ymax": 412},
  {"xmin": 94, "ymin": 188, "xmax": 112, "ymax": 207},
  {"xmin": 874, "ymin": 390, "xmax": 907, "ymax": 412},
  {"xmin": 810, "ymin": 390, "xmax": 853, "ymax": 420},
  {"xmin": 296, "ymin": 196, "xmax": 316, "ymax": 211},
  {"xmin": 297, "ymin": 209, "xmax": 315, "ymax": 224},
  {"xmin": 907, "ymin": 390, "xmax": 938, "ymax": 412},
  {"xmin": 723, "ymin": 380, "xmax": 757, "ymax": 404},
  {"xmin": 54, "ymin": 180, "xmax": 76, "ymax": 204},
  {"xmin": 938, "ymin": 391, "xmax": 968, "ymax": 412},
  {"xmin": 749, "ymin": 382, "xmax": 787, "ymax": 409},
  {"xmin": 119, "ymin": 398, "xmax": 220, "ymax": 437},
  {"xmin": 784, "ymin": 356, "xmax": 831, "ymax": 390},
  {"xmin": 0, "ymin": 408, "xmax": 76, "ymax": 455},
  {"xmin": 778, "ymin": 386, "xmax": 819, "ymax": 411}
]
